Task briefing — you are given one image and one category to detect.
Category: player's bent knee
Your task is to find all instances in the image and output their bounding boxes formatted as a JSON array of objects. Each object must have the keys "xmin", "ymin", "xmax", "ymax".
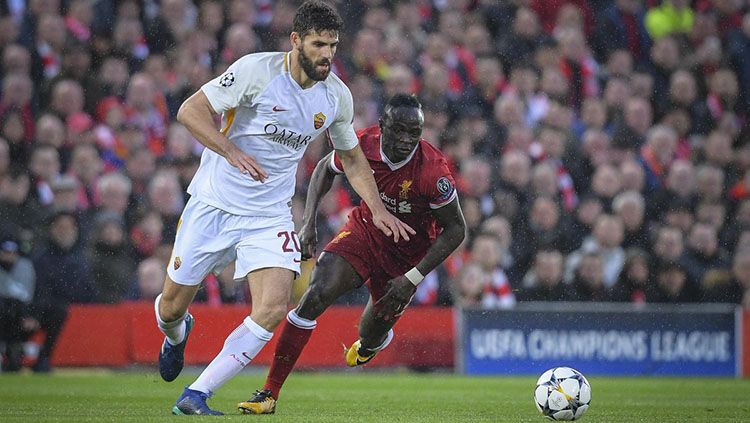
[
  {"xmin": 159, "ymin": 300, "xmax": 187, "ymax": 322},
  {"xmin": 251, "ymin": 305, "xmax": 288, "ymax": 330}
]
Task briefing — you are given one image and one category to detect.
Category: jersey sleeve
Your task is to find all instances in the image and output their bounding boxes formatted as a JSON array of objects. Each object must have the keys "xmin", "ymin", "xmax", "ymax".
[
  {"xmin": 424, "ymin": 158, "xmax": 458, "ymax": 209},
  {"xmin": 329, "ymin": 152, "xmax": 345, "ymax": 174},
  {"xmin": 326, "ymin": 82, "xmax": 359, "ymax": 151},
  {"xmin": 201, "ymin": 55, "xmax": 264, "ymax": 114}
]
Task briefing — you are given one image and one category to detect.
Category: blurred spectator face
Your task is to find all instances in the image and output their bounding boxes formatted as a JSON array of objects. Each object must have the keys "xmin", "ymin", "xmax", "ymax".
[
  {"xmin": 460, "ymin": 197, "xmax": 482, "ymax": 232},
  {"xmin": 631, "ymin": 71, "xmax": 654, "ymax": 100},
  {"xmin": 148, "ymin": 171, "xmax": 184, "ymax": 216},
  {"xmin": 456, "ymin": 263, "xmax": 485, "ymax": 304},
  {"xmin": 495, "ymin": 95, "xmax": 525, "ymax": 127},
  {"xmin": 531, "ymin": 162, "xmax": 559, "ymax": 198},
  {"xmin": 540, "ymin": 67, "xmax": 569, "ymax": 102},
  {"xmin": 199, "ymin": 0, "xmax": 224, "ymax": 35},
  {"xmin": 62, "ymin": 44, "xmax": 91, "ymax": 76},
  {"xmin": 493, "ymin": 190, "xmax": 520, "ymax": 221},
  {"xmin": 508, "ymin": 66, "xmax": 539, "ymax": 97},
  {"xmin": 126, "ymin": 148, "xmax": 156, "ymax": 181},
  {"xmin": 624, "ymin": 98, "xmax": 652, "ymax": 136},
  {"xmin": 581, "ymin": 99, "xmax": 607, "ymax": 130},
  {"xmin": 543, "ymin": 102, "xmax": 574, "ymax": 130},
  {"xmin": 603, "ymin": 77, "xmax": 631, "ymax": 111},
  {"xmin": 229, "ymin": 0, "xmax": 257, "ymax": 25},
  {"xmin": 29, "ymin": 146, "xmax": 60, "ymax": 181},
  {"xmin": 556, "ymin": 3, "xmax": 584, "ymax": 33},
  {"xmin": 539, "ymin": 127, "xmax": 566, "ymax": 159},
  {"xmin": 625, "ymin": 254, "xmax": 649, "ymax": 284},
  {"xmin": 658, "ymin": 266, "xmax": 687, "ymax": 297},
  {"xmin": 704, "ymin": 131, "xmax": 733, "ymax": 167},
  {"xmin": 423, "ymin": 64, "xmax": 450, "ymax": 98},
  {"xmin": 558, "ymin": 29, "xmax": 587, "ymax": 61},
  {"xmin": 535, "ymin": 44, "xmax": 561, "ymax": 70},
  {"xmin": 619, "ymin": 159, "xmax": 645, "ymax": 192},
  {"xmin": 475, "ymin": 57, "xmax": 503, "ymax": 91},
  {"xmin": 576, "ymin": 196, "xmax": 603, "ymax": 226},
  {"xmin": 118, "ymin": 124, "xmax": 147, "ymax": 153},
  {"xmin": 471, "ymin": 235, "xmax": 501, "ymax": 271},
  {"xmin": 70, "ymin": 144, "xmax": 102, "ymax": 184},
  {"xmin": 606, "ymin": 50, "xmax": 633, "ymax": 78},
  {"xmin": 51, "ymin": 80, "xmax": 84, "ymax": 118},
  {"xmin": 664, "ymin": 207, "xmax": 694, "ymax": 233},
  {"xmin": 695, "ymin": 166, "xmax": 725, "ymax": 202},
  {"xmin": 616, "ymin": 0, "xmax": 643, "ymax": 14},
  {"xmin": 582, "ymin": 129, "xmax": 610, "ymax": 166},
  {"xmin": 143, "ymin": 55, "xmax": 169, "ymax": 90},
  {"xmin": 34, "ymin": 113, "xmax": 65, "ymax": 148},
  {"xmin": 465, "ymin": 24, "xmax": 493, "ymax": 56},
  {"xmin": 137, "ymin": 257, "xmax": 166, "ymax": 300},
  {"xmin": 530, "ymin": 197, "xmax": 560, "ymax": 230},
  {"xmin": 439, "ymin": 10, "xmax": 464, "ymax": 45},
  {"xmin": 513, "ymin": 8, "xmax": 540, "ymax": 38},
  {"xmin": 500, "ymin": 150, "xmax": 531, "ymax": 189},
  {"xmin": 384, "ymin": 37, "xmax": 415, "ymax": 67},
  {"xmin": 696, "ymin": 202, "xmax": 725, "ymax": 230},
  {"xmin": 384, "ymin": 65, "xmax": 415, "ymax": 98},
  {"xmin": 49, "ymin": 214, "xmax": 78, "ymax": 250},
  {"xmin": 662, "ymin": 109, "xmax": 691, "ymax": 138},
  {"xmin": 594, "ymin": 214, "xmax": 625, "ymax": 249},
  {"xmin": 505, "ymin": 126, "xmax": 533, "ymax": 152},
  {"xmin": 461, "ymin": 159, "xmax": 491, "ymax": 197},
  {"xmin": 51, "ymin": 177, "xmax": 79, "ymax": 211},
  {"xmin": 481, "ymin": 216, "xmax": 512, "ymax": 252},
  {"xmin": 97, "ymin": 173, "xmax": 132, "ymax": 214},
  {"xmin": 0, "ymin": 170, "xmax": 29, "ymax": 205},
  {"xmin": 424, "ymin": 33, "xmax": 449, "ymax": 62},
  {"xmin": 732, "ymin": 250, "xmax": 750, "ymax": 289},
  {"xmin": 578, "ymin": 254, "xmax": 605, "ymax": 288},
  {"xmin": 0, "ymin": 17, "xmax": 19, "ymax": 47},
  {"xmin": 646, "ymin": 125, "xmax": 677, "ymax": 165},
  {"xmin": 666, "ymin": 160, "xmax": 694, "ymax": 196},
  {"xmin": 37, "ymin": 13, "xmax": 66, "ymax": 51},
  {"xmin": 100, "ymin": 57, "xmax": 129, "ymax": 94},
  {"xmin": 614, "ymin": 191, "xmax": 645, "ymax": 231},
  {"xmin": 669, "ymin": 70, "xmax": 697, "ymax": 106},
  {"xmin": 167, "ymin": 124, "xmax": 197, "ymax": 159},
  {"xmin": 651, "ymin": 36, "xmax": 680, "ymax": 70},
  {"xmin": 592, "ymin": 164, "xmax": 622, "ymax": 199},
  {"xmin": 126, "ymin": 74, "xmax": 156, "ymax": 112},
  {"xmin": 395, "ymin": 1, "xmax": 421, "ymax": 32},
  {"xmin": 224, "ymin": 24, "xmax": 258, "ymax": 60},
  {"xmin": 0, "ymin": 137, "xmax": 8, "ymax": 174},
  {"xmin": 654, "ymin": 227, "xmax": 684, "ymax": 261},
  {"xmin": 2, "ymin": 44, "xmax": 31, "ymax": 75},
  {"xmin": 688, "ymin": 223, "xmax": 718, "ymax": 256},
  {"xmin": 535, "ymin": 250, "xmax": 564, "ymax": 288},
  {"xmin": 363, "ymin": 7, "xmax": 390, "ymax": 32},
  {"xmin": 1, "ymin": 110, "xmax": 25, "ymax": 144},
  {"xmin": 2, "ymin": 73, "xmax": 33, "ymax": 107}
]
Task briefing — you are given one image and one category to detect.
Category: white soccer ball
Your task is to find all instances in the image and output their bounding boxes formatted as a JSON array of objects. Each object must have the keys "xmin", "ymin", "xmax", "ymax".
[{"xmin": 534, "ymin": 367, "xmax": 591, "ymax": 421}]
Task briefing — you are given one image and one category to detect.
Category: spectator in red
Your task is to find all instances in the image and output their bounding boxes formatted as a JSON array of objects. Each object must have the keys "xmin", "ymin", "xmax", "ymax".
[
  {"xmin": 640, "ymin": 124, "xmax": 678, "ymax": 191},
  {"xmin": 65, "ymin": 0, "xmax": 93, "ymax": 42},
  {"xmin": 124, "ymin": 73, "xmax": 169, "ymax": 155}
]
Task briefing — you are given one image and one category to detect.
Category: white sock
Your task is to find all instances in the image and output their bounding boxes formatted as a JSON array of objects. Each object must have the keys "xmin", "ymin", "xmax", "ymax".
[
  {"xmin": 154, "ymin": 294, "xmax": 187, "ymax": 345},
  {"xmin": 189, "ymin": 317, "xmax": 273, "ymax": 395},
  {"xmin": 368, "ymin": 329, "xmax": 394, "ymax": 352},
  {"xmin": 287, "ymin": 309, "xmax": 317, "ymax": 329}
]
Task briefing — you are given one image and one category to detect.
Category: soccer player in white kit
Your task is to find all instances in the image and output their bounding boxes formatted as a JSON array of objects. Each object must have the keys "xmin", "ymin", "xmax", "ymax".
[{"xmin": 158, "ymin": 1, "xmax": 414, "ymax": 415}]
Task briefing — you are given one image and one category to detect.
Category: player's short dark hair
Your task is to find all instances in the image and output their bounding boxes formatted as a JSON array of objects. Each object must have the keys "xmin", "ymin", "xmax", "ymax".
[
  {"xmin": 293, "ymin": 1, "xmax": 343, "ymax": 37},
  {"xmin": 386, "ymin": 93, "xmax": 422, "ymax": 110}
]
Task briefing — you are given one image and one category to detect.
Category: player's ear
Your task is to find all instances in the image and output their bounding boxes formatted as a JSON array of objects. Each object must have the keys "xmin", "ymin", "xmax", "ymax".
[{"xmin": 290, "ymin": 32, "xmax": 301, "ymax": 49}]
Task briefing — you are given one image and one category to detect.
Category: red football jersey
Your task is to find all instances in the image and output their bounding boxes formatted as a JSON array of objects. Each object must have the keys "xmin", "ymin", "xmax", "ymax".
[{"xmin": 329, "ymin": 125, "xmax": 457, "ymax": 265}]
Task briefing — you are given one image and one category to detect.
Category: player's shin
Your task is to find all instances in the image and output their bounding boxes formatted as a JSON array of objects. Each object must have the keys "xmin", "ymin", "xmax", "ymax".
[
  {"xmin": 263, "ymin": 309, "xmax": 317, "ymax": 399},
  {"xmin": 189, "ymin": 317, "xmax": 273, "ymax": 395},
  {"xmin": 154, "ymin": 294, "xmax": 187, "ymax": 345}
]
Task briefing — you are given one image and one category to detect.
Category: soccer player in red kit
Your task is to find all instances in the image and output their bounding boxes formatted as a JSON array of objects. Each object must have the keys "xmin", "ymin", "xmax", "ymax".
[{"xmin": 238, "ymin": 94, "xmax": 466, "ymax": 414}]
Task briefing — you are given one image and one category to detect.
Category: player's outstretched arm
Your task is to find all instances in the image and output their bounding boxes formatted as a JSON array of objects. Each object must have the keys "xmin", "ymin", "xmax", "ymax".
[
  {"xmin": 336, "ymin": 145, "xmax": 416, "ymax": 243},
  {"xmin": 298, "ymin": 152, "xmax": 339, "ymax": 259},
  {"xmin": 375, "ymin": 198, "xmax": 466, "ymax": 320},
  {"xmin": 176, "ymin": 90, "xmax": 268, "ymax": 182}
]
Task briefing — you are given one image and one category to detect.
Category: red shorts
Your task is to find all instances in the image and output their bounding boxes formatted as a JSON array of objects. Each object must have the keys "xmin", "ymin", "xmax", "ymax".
[{"xmin": 324, "ymin": 222, "xmax": 418, "ymax": 309}]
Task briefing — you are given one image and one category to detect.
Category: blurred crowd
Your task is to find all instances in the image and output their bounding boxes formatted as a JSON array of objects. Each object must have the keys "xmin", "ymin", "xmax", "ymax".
[{"xmin": 1, "ymin": 0, "xmax": 750, "ymax": 370}]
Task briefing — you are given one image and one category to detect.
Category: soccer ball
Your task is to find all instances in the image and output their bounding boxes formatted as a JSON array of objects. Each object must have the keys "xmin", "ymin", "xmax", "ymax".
[{"xmin": 534, "ymin": 367, "xmax": 591, "ymax": 421}]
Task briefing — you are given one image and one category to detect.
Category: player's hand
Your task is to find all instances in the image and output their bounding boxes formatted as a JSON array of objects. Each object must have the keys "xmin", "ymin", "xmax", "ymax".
[
  {"xmin": 371, "ymin": 210, "xmax": 416, "ymax": 243},
  {"xmin": 225, "ymin": 144, "xmax": 268, "ymax": 182},
  {"xmin": 298, "ymin": 222, "xmax": 317, "ymax": 260},
  {"xmin": 374, "ymin": 275, "xmax": 416, "ymax": 321},
  {"xmin": 21, "ymin": 317, "xmax": 39, "ymax": 332}
]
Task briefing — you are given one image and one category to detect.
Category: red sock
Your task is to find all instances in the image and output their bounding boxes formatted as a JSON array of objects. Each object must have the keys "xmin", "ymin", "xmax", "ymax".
[{"xmin": 263, "ymin": 319, "xmax": 313, "ymax": 399}]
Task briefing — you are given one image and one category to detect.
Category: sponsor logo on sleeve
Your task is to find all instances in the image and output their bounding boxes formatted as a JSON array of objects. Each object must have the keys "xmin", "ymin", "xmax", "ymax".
[
  {"xmin": 219, "ymin": 72, "xmax": 235, "ymax": 87},
  {"xmin": 436, "ymin": 176, "xmax": 454, "ymax": 202},
  {"xmin": 173, "ymin": 256, "xmax": 182, "ymax": 270}
]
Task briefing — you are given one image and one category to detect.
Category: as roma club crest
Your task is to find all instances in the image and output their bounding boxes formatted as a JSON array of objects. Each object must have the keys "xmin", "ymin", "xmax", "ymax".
[
  {"xmin": 314, "ymin": 112, "xmax": 326, "ymax": 130},
  {"xmin": 173, "ymin": 256, "xmax": 182, "ymax": 270}
]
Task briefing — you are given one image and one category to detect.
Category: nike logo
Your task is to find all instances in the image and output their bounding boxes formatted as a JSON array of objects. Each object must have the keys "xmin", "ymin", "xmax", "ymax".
[{"xmin": 272, "ymin": 106, "xmax": 288, "ymax": 112}]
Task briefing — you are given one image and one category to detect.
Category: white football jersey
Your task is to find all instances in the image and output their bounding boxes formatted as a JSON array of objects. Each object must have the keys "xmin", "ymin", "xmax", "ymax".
[{"xmin": 188, "ymin": 51, "xmax": 358, "ymax": 216}]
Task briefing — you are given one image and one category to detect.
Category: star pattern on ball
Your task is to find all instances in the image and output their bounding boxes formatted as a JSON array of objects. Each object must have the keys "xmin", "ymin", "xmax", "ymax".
[{"xmin": 219, "ymin": 72, "xmax": 235, "ymax": 87}]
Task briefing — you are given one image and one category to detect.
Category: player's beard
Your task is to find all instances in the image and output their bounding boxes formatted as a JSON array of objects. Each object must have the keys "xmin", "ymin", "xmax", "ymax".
[{"xmin": 298, "ymin": 46, "xmax": 331, "ymax": 81}]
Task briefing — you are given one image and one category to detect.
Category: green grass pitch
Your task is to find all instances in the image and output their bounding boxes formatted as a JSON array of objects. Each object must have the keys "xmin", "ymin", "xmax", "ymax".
[{"xmin": 1, "ymin": 370, "xmax": 749, "ymax": 422}]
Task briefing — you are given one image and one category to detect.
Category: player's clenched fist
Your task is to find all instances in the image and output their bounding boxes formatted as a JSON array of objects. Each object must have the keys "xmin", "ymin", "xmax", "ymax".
[{"xmin": 297, "ymin": 223, "xmax": 317, "ymax": 260}]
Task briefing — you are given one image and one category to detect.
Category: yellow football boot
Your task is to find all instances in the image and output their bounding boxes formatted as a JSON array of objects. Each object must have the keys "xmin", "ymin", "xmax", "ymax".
[
  {"xmin": 237, "ymin": 389, "xmax": 276, "ymax": 414},
  {"xmin": 344, "ymin": 340, "xmax": 377, "ymax": 367}
]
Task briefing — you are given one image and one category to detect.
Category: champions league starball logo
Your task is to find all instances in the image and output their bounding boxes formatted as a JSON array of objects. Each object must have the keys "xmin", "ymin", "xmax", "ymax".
[{"xmin": 219, "ymin": 72, "xmax": 235, "ymax": 87}]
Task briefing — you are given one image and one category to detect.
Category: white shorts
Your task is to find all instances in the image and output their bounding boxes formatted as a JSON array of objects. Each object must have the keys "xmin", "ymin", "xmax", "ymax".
[{"xmin": 167, "ymin": 197, "xmax": 302, "ymax": 286}]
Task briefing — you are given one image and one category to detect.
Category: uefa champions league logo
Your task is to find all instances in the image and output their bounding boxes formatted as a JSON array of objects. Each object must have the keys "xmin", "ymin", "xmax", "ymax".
[{"xmin": 220, "ymin": 72, "xmax": 235, "ymax": 87}]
